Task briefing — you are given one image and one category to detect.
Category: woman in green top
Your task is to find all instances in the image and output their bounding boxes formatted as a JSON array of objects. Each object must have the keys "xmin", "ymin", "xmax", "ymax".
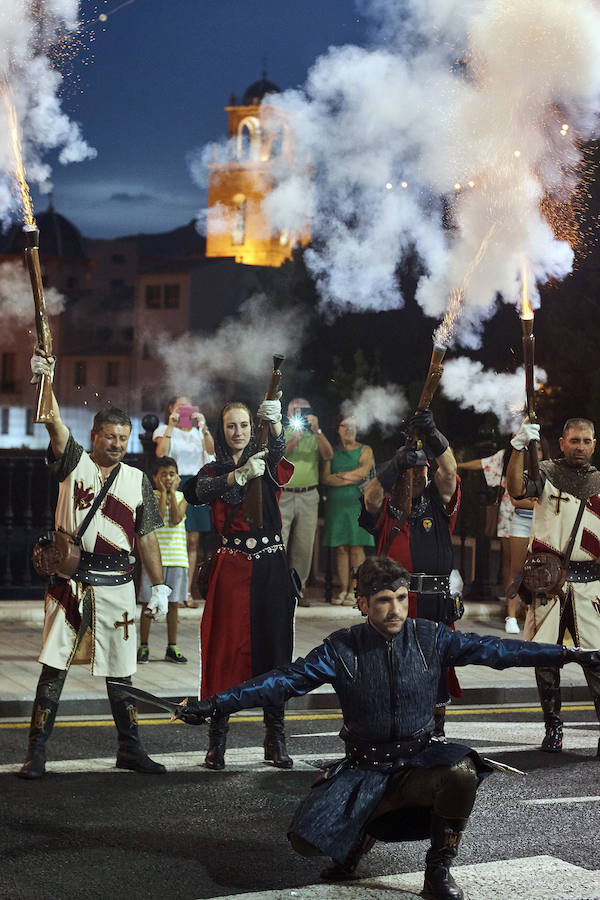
[{"xmin": 321, "ymin": 414, "xmax": 375, "ymax": 605}]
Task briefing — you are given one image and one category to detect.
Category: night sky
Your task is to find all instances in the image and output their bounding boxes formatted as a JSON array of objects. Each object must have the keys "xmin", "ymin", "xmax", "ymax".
[{"xmin": 36, "ymin": 0, "xmax": 368, "ymax": 238}]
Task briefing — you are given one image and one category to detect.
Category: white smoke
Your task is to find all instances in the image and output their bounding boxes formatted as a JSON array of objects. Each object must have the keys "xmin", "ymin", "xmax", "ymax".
[
  {"xmin": 441, "ymin": 357, "xmax": 547, "ymax": 432},
  {"xmin": 0, "ymin": 260, "xmax": 65, "ymax": 319},
  {"xmin": 341, "ymin": 383, "xmax": 409, "ymax": 436},
  {"xmin": 0, "ymin": 1, "xmax": 96, "ymax": 225},
  {"xmin": 193, "ymin": 0, "xmax": 600, "ymax": 343},
  {"xmin": 153, "ymin": 293, "xmax": 306, "ymax": 401}
]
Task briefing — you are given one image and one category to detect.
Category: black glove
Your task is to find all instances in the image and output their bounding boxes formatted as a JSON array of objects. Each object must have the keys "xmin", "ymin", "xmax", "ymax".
[
  {"xmin": 377, "ymin": 447, "xmax": 428, "ymax": 493},
  {"xmin": 174, "ymin": 697, "xmax": 216, "ymax": 725},
  {"xmin": 562, "ymin": 646, "xmax": 600, "ymax": 669},
  {"xmin": 409, "ymin": 408, "xmax": 449, "ymax": 458}
]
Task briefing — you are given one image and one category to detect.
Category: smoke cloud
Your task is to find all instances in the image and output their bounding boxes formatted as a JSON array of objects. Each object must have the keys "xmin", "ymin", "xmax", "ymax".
[
  {"xmin": 0, "ymin": 260, "xmax": 65, "ymax": 320},
  {"xmin": 0, "ymin": 1, "xmax": 96, "ymax": 225},
  {"xmin": 341, "ymin": 383, "xmax": 409, "ymax": 436},
  {"xmin": 194, "ymin": 0, "xmax": 600, "ymax": 344},
  {"xmin": 441, "ymin": 357, "xmax": 547, "ymax": 432},
  {"xmin": 153, "ymin": 293, "xmax": 306, "ymax": 404}
]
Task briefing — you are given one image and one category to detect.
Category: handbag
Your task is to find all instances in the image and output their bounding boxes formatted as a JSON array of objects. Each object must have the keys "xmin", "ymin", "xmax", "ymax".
[
  {"xmin": 520, "ymin": 498, "xmax": 585, "ymax": 604},
  {"xmin": 32, "ymin": 464, "xmax": 121, "ymax": 579}
]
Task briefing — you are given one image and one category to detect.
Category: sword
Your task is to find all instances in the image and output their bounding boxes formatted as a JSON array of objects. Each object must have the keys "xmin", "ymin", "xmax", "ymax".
[
  {"xmin": 106, "ymin": 682, "xmax": 188, "ymax": 717},
  {"xmin": 483, "ymin": 757, "xmax": 527, "ymax": 777}
]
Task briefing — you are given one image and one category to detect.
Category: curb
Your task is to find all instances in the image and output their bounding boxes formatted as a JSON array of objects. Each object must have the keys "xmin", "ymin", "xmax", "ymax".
[{"xmin": 0, "ymin": 599, "xmax": 506, "ymax": 625}]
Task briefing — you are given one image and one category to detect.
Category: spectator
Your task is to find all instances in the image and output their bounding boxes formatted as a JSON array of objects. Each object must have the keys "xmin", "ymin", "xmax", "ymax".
[
  {"xmin": 321, "ymin": 414, "xmax": 375, "ymax": 605},
  {"xmin": 137, "ymin": 456, "xmax": 188, "ymax": 664},
  {"xmin": 280, "ymin": 397, "xmax": 334, "ymax": 607},
  {"xmin": 154, "ymin": 395, "xmax": 215, "ymax": 606}
]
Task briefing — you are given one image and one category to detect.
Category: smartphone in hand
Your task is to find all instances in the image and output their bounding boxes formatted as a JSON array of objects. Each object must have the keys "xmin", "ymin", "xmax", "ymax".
[{"xmin": 178, "ymin": 405, "xmax": 199, "ymax": 428}]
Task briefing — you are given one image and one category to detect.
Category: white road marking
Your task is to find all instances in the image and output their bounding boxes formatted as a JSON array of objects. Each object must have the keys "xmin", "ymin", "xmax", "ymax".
[
  {"xmin": 206, "ymin": 856, "xmax": 600, "ymax": 900},
  {"xmin": 522, "ymin": 796, "xmax": 600, "ymax": 805},
  {"xmin": 0, "ymin": 747, "xmax": 339, "ymax": 776}
]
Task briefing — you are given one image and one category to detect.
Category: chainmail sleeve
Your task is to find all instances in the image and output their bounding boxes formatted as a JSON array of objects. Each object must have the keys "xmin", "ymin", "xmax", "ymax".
[
  {"xmin": 267, "ymin": 428, "xmax": 286, "ymax": 471},
  {"xmin": 186, "ymin": 471, "xmax": 233, "ymax": 505},
  {"xmin": 135, "ymin": 473, "xmax": 164, "ymax": 535}
]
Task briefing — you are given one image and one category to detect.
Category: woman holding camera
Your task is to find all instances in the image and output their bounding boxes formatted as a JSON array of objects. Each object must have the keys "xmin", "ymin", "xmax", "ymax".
[
  {"xmin": 182, "ymin": 396, "xmax": 297, "ymax": 771},
  {"xmin": 154, "ymin": 395, "xmax": 215, "ymax": 605}
]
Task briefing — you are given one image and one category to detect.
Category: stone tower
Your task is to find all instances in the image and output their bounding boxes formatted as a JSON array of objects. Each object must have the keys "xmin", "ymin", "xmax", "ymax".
[{"xmin": 205, "ymin": 74, "xmax": 310, "ymax": 267}]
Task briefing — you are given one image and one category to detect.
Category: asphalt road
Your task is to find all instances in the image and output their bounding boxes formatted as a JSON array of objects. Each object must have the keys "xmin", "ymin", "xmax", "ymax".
[{"xmin": 1, "ymin": 705, "xmax": 599, "ymax": 900}]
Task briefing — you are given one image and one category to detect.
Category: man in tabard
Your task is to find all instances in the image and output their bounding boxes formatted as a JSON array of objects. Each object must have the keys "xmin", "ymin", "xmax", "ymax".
[
  {"xmin": 507, "ymin": 415, "xmax": 600, "ymax": 756},
  {"xmin": 18, "ymin": 350, "xmax": 171, "ymax": 779}
]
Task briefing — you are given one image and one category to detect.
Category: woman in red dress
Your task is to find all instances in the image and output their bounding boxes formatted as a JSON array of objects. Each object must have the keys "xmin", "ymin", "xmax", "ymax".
[{"xmin": 183, "ymin": 397, "xmax": 296, "ymax": 770}]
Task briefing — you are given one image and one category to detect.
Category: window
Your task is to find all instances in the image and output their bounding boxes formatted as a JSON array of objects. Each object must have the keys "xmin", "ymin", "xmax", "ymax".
[
  {"xmin": 1, "ymin": 407, "xmax": 9, "ymax": 434},
  {"xmin": 232, "ymin": 200, "xmax": 247, "ymax": 246},
  {"xmin": 25, "ymin": 408, "xmax": 34, "ymax": 436},
  {"xmin": 74, "ymin": 361, "xmax": 87, "ymax": 386},
  {"xmin": 67, "ymin": 276, "xmax": 78, "ymax": 291},
  {"xmin": 142, "ymin": 342, "xmax": 151, "ymax": 360},
  {"xmin": 1, "ymin": 353, "xmax": 16, "ymax": 392},
  {"xmin": 122, "ymin": 327, "xmax": 134, "ymax": 342},
  {"xmin": 164, "ymin": 284, "xmax": 180, "ymax": 309},
  {"xmin": 111, "ymin": 253, "xmax": 125, "ymax": 264},
  {"xmin": 145, "ymin": 285, "xmax": 161, "ymax": 308},
  {"xmin": 110, "ymin": 278, "xmax": 125, "ymax": 292},
  {"xmin": 106, "ymin": 361, "xmax": 120, "ymax": 387}
]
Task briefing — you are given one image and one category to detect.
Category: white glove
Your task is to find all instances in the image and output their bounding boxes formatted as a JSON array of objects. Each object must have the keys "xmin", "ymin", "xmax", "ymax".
[
  {"xmin": 30, "ymin": 352, "xmax": 55, "ymax": 385},
  {"xmin": 146, "ymin": 583, "xmax": 171, "ymax": 621},
  {"xmin": 257, "ymin": 398, "xmax": 282, "ymax": 423},
  {"xmin": 234, "ymin": 450, "xmax": 267, "ymax": 485},
  {"xmin": 511, "ymin": 418, "xmax": 541, "ymax": 451}
]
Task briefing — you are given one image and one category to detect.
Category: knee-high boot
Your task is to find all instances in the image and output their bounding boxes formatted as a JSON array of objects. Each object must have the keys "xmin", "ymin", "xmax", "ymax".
[
  {"xmin": 263, "ymin": 705, "xmax": 293, "ymax": 769},
  {"xmin": 204, "ymin": 713, "xmax": 230, "ymax": 770},
  {"xmin": 422, "ymin": 815, "xmax": 468, "ymax": 900},
  {"xmin": 17, "ymin": 665, "xmax": 67, "ymax": 780},
  {"xmin": 536, "ymin": 666, "xmax": 563, "ymax": 752},
  {"xmin": 106, "ymin": 677, "xmax": 166, "ymax": 774}
]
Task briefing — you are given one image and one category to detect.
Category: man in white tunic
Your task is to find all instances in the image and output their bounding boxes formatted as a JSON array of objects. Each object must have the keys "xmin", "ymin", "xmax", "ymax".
[
  {"xmin": 507, "ymin": 416, "xmax": 600, "ymax": 756},
  {"xmin": 18, "ymin": 352, "xmax": 171, "ymax": 779}
]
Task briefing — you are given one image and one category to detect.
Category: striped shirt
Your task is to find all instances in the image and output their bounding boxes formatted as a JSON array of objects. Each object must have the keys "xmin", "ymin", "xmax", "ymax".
[{"xmin": 154, "ymin": 490, "xmax": 188, "ymax": 567}]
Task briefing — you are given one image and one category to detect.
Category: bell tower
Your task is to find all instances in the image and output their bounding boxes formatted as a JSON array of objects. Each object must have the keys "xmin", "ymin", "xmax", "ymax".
[{"xmin": 205, "ymin": 74, "xmax": 310, "ymax": 267}]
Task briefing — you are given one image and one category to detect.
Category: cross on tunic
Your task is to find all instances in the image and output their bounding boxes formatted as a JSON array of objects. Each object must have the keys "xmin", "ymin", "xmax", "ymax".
[
  {"xmin": 114, "ymin": 612, "xmax": 134, "ymax": 640},
  {"xmin": 549, "ymin": 490, "xmax": 570, "ymax": 515}
]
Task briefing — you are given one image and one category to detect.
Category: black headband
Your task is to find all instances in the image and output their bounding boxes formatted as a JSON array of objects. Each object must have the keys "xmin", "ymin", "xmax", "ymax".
[{"xmin": 366, "ymin": 575, "xmax": 409, "ymax": 597}]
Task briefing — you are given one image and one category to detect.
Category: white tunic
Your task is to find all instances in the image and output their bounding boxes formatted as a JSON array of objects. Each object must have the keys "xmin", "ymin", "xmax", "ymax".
[
  {"xmin": 39, "ymin": 436, "xmax": 160, "ymax": 677},
  {"xmin": 524, "ymin": 463, "xmax": 600, "ymax": 649}
]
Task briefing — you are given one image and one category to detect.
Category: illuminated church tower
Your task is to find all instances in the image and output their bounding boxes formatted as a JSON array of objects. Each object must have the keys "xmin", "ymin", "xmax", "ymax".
[{"xmin": 205, "ymin": 74, "xmax": 310, "ymax": 267}]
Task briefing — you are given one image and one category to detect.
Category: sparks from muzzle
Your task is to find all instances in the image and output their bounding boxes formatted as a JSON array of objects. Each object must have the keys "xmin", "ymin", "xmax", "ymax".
[
  {"xmin": 2, "ymin": 82, "xmax": 36, "ymax": 228},
  {"xmin": 434, "ymin": 223, "xmax": 497, "ymax": 348}
]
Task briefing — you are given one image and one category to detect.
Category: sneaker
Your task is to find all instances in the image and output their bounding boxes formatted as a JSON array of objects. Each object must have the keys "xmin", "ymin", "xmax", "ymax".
[
  {"xmin": 165, "ymin": 645, "xmax": 187, "ymax": 664},
  {"xmin": 505, "ymin": 616, "xmax": 520, "ymax": 634},
  {"xmin": 137, "ymin": 645, "xmax": 149, "ymax": 663}
]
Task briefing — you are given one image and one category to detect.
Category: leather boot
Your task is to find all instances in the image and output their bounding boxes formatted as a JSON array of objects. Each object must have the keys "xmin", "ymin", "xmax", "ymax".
[
  {"xmin": 17, "ymin": 665, "xmax": 67, "ymax": 780},
  {"xmin": 263, "ymin": 706, "xmax": 293, "ymax": 769},
  {"xmin": 536, "ymin": 666, "xmax": 563, "ymax": 753},
  {"xmin": 422, "ymin": 815, "xmax": 467, "ymax": 900},
  {"xmin": 204, "ymin": 713, "xmax": 229, "ymax": 770},
  {"xmin": 106, "ymin": 678, "xmax": 166, "ymax": 774},
  {"xmin": 320, "ymin": 832, "xmax": 375, "ymax": 881}
]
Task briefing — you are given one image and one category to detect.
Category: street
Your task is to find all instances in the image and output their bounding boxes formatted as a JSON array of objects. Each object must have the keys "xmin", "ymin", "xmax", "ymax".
[{"xmin": 1, "ymin": 704, "xmax": 599, "ymax": 900}]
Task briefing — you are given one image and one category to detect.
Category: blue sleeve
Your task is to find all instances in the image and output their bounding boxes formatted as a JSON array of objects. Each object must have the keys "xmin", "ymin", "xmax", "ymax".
[
  {"xmin": 436, "ymin": 624, "xmax": 565, "ymax": 669},
  {"xmin": 213, "ymin": 641, "xmax": 338, "ymax": 714}
]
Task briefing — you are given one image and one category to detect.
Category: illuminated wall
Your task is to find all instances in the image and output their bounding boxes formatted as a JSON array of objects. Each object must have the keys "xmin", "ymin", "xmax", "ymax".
[{"xmin": 206, "ymin": 100, "xmax": 310, "ymax": 267}]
